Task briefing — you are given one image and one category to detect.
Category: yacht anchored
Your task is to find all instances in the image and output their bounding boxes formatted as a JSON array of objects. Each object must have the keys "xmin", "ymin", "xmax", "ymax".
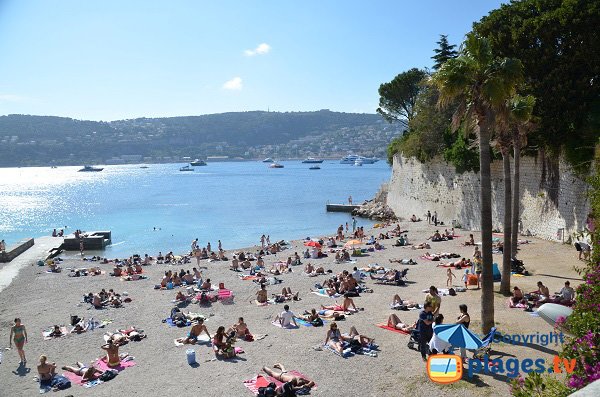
[
  {"xmin": 78, "ymin": 165, "xmax": 103, "ymax": 172},
  {"xmin": 340, "ymin": 155, "xmax": 379, "ymax": 164},
  {"xmin": 301, "ymin": 157, "xmax": 324, "ymax": 163},
  {"xmin": 190, "ymin": 159, "xmax": 207, "ymax": 166},
  {"xmin": 269, "ymin": 162, "xmax": 284, "ymax": 168},
  {"xmin": 262, "ymin": 158, "xmax": 274, "ymax": 163}
]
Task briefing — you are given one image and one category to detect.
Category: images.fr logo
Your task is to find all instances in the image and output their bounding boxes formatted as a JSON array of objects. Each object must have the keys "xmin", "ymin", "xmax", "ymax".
[{"xmin": 427, "ymin": 355, "xmax": 576, "ymax": 384}]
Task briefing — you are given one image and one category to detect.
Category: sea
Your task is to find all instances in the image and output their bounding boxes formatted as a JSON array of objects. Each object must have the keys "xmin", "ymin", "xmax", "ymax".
[{"xmin": 0, "ymin": 161, "xmax": 391, "ymax": 257}]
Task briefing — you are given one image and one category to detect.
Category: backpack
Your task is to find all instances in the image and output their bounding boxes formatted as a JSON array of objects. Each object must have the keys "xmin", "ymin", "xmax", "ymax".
[
  {"xmin": 257, "ymin": 382, "xmax": 277, "ymax": 396},
  {"xmin": 99, "ymin": 370, "xmax": 118, "ymax": 382},
  {"xmin": 280, "ymin": 382, "xmax": 297, "ymax": 397},
  {"xmin": 448, "ymin": 288, "xmax": 456, "ymax": 296},
  {"xmin": 311, "ymin": 317, "xmax": 324, "ymax": 327}
]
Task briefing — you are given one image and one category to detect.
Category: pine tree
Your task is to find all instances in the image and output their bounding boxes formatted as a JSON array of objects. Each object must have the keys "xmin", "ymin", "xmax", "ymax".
[{"xmin": 431, "ymin": 34, "xmax": 457, "ymax": 70}]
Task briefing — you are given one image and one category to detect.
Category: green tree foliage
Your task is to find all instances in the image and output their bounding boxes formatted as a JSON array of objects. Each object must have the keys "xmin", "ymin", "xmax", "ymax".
[
  {"xmin": 377, "ymin": 68, "xmax": 427, "ymax": 128},
  {"xmin": 432, "ymin": 34, "xmax": 458, "ymax": 70},
  {"xmin": 474, "ymin": 0, "xmax": 600, "ymax": 173},
  {"xmin": 442, "ymin": 132, "xmax": 480, "ymax": 173},
  {"xmin": 433, "ymin": 32, "xmax": 524, "ymax": 333}
]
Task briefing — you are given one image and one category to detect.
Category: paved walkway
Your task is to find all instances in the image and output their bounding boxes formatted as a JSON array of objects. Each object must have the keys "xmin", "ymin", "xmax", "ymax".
[{"xmin": 0, "ymin": 236, "xmax": 61, "ymax": 293}]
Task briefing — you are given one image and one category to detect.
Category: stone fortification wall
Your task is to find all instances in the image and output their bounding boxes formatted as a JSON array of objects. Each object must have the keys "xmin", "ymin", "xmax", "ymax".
[{"xmin": 387, "ymin": 154, "xmax": 590, "ymax": 241}]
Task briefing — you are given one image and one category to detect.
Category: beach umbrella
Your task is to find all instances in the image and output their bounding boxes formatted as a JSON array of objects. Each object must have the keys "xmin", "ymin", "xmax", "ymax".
[
  {"xmin": 433, "ymin": 324, "xmax": 483, "ymax": 349},
  {"xmin": 304, "ymin": 240, "xmax": 321, "ymax": 248},
  {"xmin": 537, "ymin": 303, "xmax": 573, "ymax": 328},
  {"xmin": 344, "ymin": 239, "xmax": 362, "ymax": 248}
]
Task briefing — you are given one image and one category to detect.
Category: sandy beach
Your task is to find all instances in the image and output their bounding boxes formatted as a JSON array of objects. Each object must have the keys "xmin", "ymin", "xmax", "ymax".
[{"xmin": 0, "ymin": 220, "xmax": 581, "ymax": 396}]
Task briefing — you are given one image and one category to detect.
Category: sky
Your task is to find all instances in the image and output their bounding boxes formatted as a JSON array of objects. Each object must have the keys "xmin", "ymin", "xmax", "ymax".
[{"xmin": 0, "ymin": 0, "xmax": 506, "ymax": 121}]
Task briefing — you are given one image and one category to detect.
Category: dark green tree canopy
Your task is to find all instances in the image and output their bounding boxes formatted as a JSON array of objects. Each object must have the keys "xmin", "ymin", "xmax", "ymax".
[
  {"xmin": 474, "ymin": 0, "xmax": 600, "ymax": 172},
  {"xmin": 377, "ymin": 68, "xmax": 427, "ymax": 127},
  {"xmin": 432, "ymin": 34, "xmax": 458, "ymax": 70}
]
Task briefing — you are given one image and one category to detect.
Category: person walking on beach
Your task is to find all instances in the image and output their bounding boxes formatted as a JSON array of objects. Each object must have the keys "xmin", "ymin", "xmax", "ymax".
[
  {"xmin": 446, "ymin": 268, "xmax": 456, "ymax": 287},
  {"xmin": 9, "ymin": 318, "xmax": 28, "ymax": 364},
  {"xmin": 426, "ymin": 211, "xmax": 431, "ymax": 224},
  {"xmin": 191, "ymin": 238, "xmax": 198, "ymax": 250},
  {"xmin": 266, "ymin": 235, "xmax": 271, "ymax": 246},
  {"xmin": 218, "ymin": 240, "xmax": 222, "ymax": 251},
  {"xmin": 260, "ymin": 235, "xmax": 266, "ymax": 248}
]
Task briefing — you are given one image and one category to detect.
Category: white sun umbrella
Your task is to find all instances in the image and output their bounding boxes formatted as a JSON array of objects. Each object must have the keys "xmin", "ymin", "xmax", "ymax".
[{"xmin": 537, "ymin": 303, "xmax": 573, "ymax": 328}]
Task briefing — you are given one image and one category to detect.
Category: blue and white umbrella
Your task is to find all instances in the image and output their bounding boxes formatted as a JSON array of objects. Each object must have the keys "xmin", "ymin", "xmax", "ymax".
[{"xmin": 433, "ymin": 324, "xmax": 484, "ymax": 349}]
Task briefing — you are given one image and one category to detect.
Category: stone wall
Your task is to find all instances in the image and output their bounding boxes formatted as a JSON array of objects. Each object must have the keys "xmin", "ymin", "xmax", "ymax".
[
  {"xmin": 0, "ymin": 238, "xmax": 35, "ymax": 263},
  {"xmin": 387, "ymin": 154, "xmax": 590, "ymax": 241}
]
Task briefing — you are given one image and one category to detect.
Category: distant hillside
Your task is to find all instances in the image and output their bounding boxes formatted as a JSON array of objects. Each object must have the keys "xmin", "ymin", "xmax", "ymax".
[{"xmin": 0, "ymin": 110, "xmax": 402, "ymax": 167}]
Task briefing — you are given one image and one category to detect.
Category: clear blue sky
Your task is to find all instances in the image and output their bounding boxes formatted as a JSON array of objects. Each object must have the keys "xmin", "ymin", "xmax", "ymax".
[{"xmin": 0, "ymin": 0, "xmax": 505, "ymax": 121}]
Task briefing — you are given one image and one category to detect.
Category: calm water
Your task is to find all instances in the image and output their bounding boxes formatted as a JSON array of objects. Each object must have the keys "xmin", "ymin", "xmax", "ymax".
[{"xmin": 0, "ymin": 161, "xmax": 390, "ymax": 257}]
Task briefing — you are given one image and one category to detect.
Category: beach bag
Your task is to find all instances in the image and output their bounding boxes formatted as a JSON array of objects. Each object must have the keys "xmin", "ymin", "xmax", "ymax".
[
  {"xmin": 274, "ymin": 296, "xmax": 285, "ymax": 303},
  {"xmin": 99, "ymin": 370, "xmax": 118, "ymax": 382},
  {"xmin": 50, "ymin": 375, "xmax": 71, "ymax": 390},
  {"xmin": 311, "ymin": 317, "xmax": 324, "ymax": 327},
  {"xmin": 258, "ymin": 383, "xmax": 277, "ymax": 397},
  {"xmin": 280, "ymin": 382, "xmax": 297, "ymax": 397},
  {"xmin": 448, "ymin": 288, "xmax": 456, "ymax": 296}
]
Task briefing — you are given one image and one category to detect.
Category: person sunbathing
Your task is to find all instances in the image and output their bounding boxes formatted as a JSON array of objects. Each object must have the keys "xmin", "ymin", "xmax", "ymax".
[
  {"xmin": 412, "ymin": 242, "xmax": 431, "ymax": 250},
  {"xmin": 341, "ymin": 326, "xmax": 375, "ymax": 347},
  {"xmin": 511, "ymin": 286, "xmax": 524, "ymax": 305},
  {"xmin": 462, "ymin": 234, "xmax": 475, "ymax": 246},
  {"xmin": 71, "ymin": 322, "xmax": 88, "ymax": 334},
  {"xmin": 262, "ymin": 363, "xmax": 315, "ymax": 391},
  {"xmin": 48, "ymin": 325, "xmax": 63, "ymax": 338},
  {"xmin": 176, "ymin": 319, "xmax": 211, "ymax": 345},
  {"xmin": 428, "ymin": 231, "xmax": 444, "ymax": 242},
  {"xmin": 92, "ymin": 293, "xmax": 104, "ymax": 309},
  {"xmin": 213, "ymin": 326, "xmax": 236, "ymax": 358},
  {"xmin": 175, "ymin": 290, "xmax": 190, "ymax": 302},
  {"xmin": 201, "ymin": 279, "xmax": 212, "ymax": 290},
  {"xmin": 321, "ymin": 294, "xmax": 360, "ymax": 313},
  {"xmin": 299, "ymin": 308, "xmax": 321, "ymax": 323},
  {"xmin": 310, "ymin": 285, "xmax": 337, "ymax": 296},
  {"xmin": 391, "ymin": 294, "xmax": 419, "ymax": 309},
  {"xmin": 370, "ymin": 270, "xmax": 398, "ymax": 282},
  {"xmin": 274, "ymin": 287, "xmax": 299, "ymax": 301},
  {"xmin": 387, "ymin": 314, "xmax": 415, "ymax": 332},
  {"xmin": 111, "ymin": 266, "xmax": 122, "ymax": 277},
  {"xmin": 101, "ymin": 339, "xmax": 127, "ymax": 368},
  {"xmin": 62, "ymin": 362, "xmax": 103, "ymax": 382},
  {"xmin": 37, "ymin": 355, "xmax": 57, "ymax": 384},
  {"xmin": 256, "ymin": 284, "xmax": 268, "ymax": 304},
  {"xmin": 324, "ymin": 322, "xmax": 345, "ymax": 354},
  {"xmin": 227, "ymin": 317, "xmax": 249, "ymax": 339}
]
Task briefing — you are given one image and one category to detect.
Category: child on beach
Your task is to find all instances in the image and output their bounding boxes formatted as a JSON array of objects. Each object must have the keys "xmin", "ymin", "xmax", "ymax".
[
  {"xmin": 461, "ymin": 269, "xmax": 469, "ymax": 290},
  {"xmin": 446, "ymin": 268, "xmax": 456, "ymax": 287}
]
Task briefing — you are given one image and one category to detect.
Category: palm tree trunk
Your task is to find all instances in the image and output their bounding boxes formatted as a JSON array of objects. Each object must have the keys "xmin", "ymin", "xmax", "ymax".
[
  {"xmin": 500, "ymin": 151, "xmax": 512, "ymax": 295},
  {"xmin": 511, "ymin": 139, "xmax": 521, "ymax": 257},
  {"xmin": 479, "ymin": 124, "xmax": 495, "ymax": 334}
]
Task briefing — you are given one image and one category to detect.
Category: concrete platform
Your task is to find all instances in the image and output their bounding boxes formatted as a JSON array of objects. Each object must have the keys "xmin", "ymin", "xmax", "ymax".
[{"xmin": 326, "ymin": 203, "xmax": 360, "ymax": 213}]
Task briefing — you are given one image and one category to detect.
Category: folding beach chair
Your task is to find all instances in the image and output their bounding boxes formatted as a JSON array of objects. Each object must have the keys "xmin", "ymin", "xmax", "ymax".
[{"xmin": 473, "ymin": 327, "xmax": 497, "ymax": 360}]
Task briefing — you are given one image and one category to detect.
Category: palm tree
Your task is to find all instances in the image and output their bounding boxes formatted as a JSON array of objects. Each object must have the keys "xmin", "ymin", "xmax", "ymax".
[
  {"xmin": 509, "ymin": 95, "xmax": 536, "ymax": 257},
  {"xmin": 432, "ymin": 33, "xmax": 523, "ymax": 333}
]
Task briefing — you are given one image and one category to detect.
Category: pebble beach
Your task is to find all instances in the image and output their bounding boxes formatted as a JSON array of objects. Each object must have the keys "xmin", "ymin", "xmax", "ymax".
[{"xmin": 0, "ymin": 220, "xmax": 581, "ymax": 396}]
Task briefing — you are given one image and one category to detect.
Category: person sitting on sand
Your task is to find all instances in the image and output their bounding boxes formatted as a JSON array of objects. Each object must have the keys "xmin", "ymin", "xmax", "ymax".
[
  {"xmin": 101, "ymin": 339, "xmax": 126, "ymax": 368},
  {"xmin": 462, "ymin": 234, "xmax": 475, "ymax": 246},
  {"xmin": 230, "ymin": 256, "xmax": 239, "ymax": 271},
  {"xmin": 274, "ymin": 305, "xmax": 298, "ymax": 328},
  {"xmin": 341, "ymin": 249, "xmax": 351, "ymax": 262},
  {"xmin": 387, "ymin": 314, "xmax": 416, "ymax": 332},
  {"xmin": 62, "ymin": 361, "xmax": 104, "ymax": 381},
  {"xmin": 324, "ymin": 322, "xmax": 344, "ymax": 354},
  {"xmin": 37, "ymin": 355, "xmax": 57, "ymax": 384},
  {"xmin": 555, "ymin": 281, "xmax": 576, "ymax": 304},
  {"xmin": 428, "ymin": 314, "xmax": 451, "ymax": 355},
  {"xmin": 262, "ymin": 363, "xmax": 315, "ymax": 393},
  {"xmin": 321, "ymin": 294, "xmax": 359, "ymax": 313},
  {"xmin": 341, "ymin": 326, "xmax": 375, "ymax": 347},
  {"xmin": 256, "ymin": 284, "xmax": 268, "ymax": 304},
  {"xmin": 71, "ymin": 322, "xmax": 88, "ymax": 334},
  {"xmin": 511, "ymin": 286, "xmax": 524, "ymax": 305},
  {"xmin": 227, "ymin": 317, "xmax": 250, "ymax": 339},
  {"xmin": 176, "ymin": 319, "xmax": 211, "ymax": 345},
  {"xmin": 48, "ymin": 325, "xmax": 63, "ymax": 338},
  {"xmin": 212, "ymin": 326, "xmax": 236, "ymax": 358},
  {"xmin": 429, "ymin": 231, "xmax": 444, "ymax": 242},
  {"xmin": 534, "ymin": 281, "xmax": 550, "ymax": 302},
  {"xmin": 201, "ymin": 278, "xmax": 212, "ymax": 291},
  {"xmin": 111, "ymin": 266, "xmax": 122, "ymax": 277},
  {"xmin": 92, "ymin": 293, "xmax": 103, "ymax": 309},
  {"xmin": 274, "ymin": 287, "xmax": 300, "ymax": 302},
  {"xmin": 410, "ymin": 214, "xmax": 420, "ymax": 222}
]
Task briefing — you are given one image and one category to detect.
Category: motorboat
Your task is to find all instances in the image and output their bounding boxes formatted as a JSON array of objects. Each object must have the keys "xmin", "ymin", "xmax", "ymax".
[
  {"xmin": 179, "ymin": 165, "xmax": 194, "ymax": 172},
  {"xmin": 78, "ymin": 165, "xmax": 104, "ymax": 172},
  {"xmin": 190, "ymin": 159, "xmax": 207, "ymax": 166},
  {"xmin": 269, "ymin": 162, "xmax": 284, "ymax": 168},
  {"xmin": 309, "ymin": 165, "xmax": 321, "ymax": 170},
  {"xmin": 302, "ymin": 157, "xmax": 324, "ymax": 163},
  {"xmin": 340, "ymin": 154, "xmax": 379, "ymax": 164},
  {"xmin": 262, "ymin": 158, "xmax": 274, "ymax": 163}
]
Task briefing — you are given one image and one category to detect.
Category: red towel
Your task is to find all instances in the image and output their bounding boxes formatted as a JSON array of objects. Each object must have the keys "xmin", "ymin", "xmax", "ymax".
[{"xmin": 375, "ymin": 323, "xmax": 411, "ymax": 335}]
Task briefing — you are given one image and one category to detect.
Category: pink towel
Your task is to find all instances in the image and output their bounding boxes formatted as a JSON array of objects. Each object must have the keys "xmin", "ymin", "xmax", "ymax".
[{"xmin": 95, "ymin": 357, "xmax": 136, "ymax": 372}]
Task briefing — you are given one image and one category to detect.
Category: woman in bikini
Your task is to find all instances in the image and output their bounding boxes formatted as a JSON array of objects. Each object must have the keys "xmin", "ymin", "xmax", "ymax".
[
  {"xmin": 62, "ymin": 362, "xmax": 104, "ymax": 381},
  {"xmin": 101, "ymin": 339, "xmax": 125, "ymax": 368},
  {"xmin": 262, "ymin": 363, "xmax": 315, "ymax": 391},
  {"xmin": 9, "ymin": 318, "xmax": 28, "ymax": 364},
  {"xmin": 37, "ymin": 355, "xmax": 56, "ymax": 384},
  {"xmin": 324, "ymin": 322, "xmax": 344, "ymax": 354},
  {"xmin": 387, "ymin": 314, "xmax": 415, "ymax": 332}
]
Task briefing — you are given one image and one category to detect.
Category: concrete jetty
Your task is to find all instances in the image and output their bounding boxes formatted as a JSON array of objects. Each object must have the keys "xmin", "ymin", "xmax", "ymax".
[
  {"xmin": 0, "ymin": 236, "xmax": 62, "ymax": 293},
  {"xmin": 326, "ymin": 203, "xmax": 360, "ymax": 213},
  {"xmin": 63, "ymin": 231, "xmax": 112, "ymax": 250}
]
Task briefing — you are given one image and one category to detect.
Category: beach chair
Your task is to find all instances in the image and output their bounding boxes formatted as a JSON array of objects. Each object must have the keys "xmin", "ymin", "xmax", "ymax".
[{"xmin": 472, "ymin": 327, "xmax": 497, "ymax": 360}]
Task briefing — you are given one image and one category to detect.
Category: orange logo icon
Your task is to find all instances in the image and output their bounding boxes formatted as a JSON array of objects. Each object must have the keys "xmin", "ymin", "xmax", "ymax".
[{"xmin": 427, "ymin": 354, "xmax": 463, "ymax": 384}]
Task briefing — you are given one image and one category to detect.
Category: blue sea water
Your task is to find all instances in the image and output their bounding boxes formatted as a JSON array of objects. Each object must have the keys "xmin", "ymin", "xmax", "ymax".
[{"xmin": 0, "ymin": 161, "xmax": 391, "ymax": 257}]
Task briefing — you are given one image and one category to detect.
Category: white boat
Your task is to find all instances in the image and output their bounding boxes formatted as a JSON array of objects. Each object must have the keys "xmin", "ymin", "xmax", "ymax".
[
  {"xmin": 78, "ymin": 165, "xmax": 103, "ymax": 172},
  {"xmin": 340, "ymin": 155, "xmax": 379, "ymax": 164},
  {"xmin": 179, "ymin": 165, "xmax": 194, "ymax": 172},
  {"xmin": 354, "ymin": 159, "xmax": 363, "ymax": 166},
  {"xmin": 262, "ymin": 158, "xmax": 274, "ymax": 163},
  {"xmin": 302, "ymin": 157, "xmax": 324, "ymax": 163},
  {"xmin": 269, "ymin": 162, "xmax": 284, "ymax": 168},
  {"xmin": 190, "ymin": 159, "xmax": 207, "ymax": 166}
]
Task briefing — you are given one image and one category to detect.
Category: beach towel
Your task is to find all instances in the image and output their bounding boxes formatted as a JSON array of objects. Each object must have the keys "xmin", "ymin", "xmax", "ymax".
[
  {"xmin": 507, "ymin": 298, "xmax": 527, "ymax": 309},
  {"xmin": 42, "ymin": 326, "xmax": 69, "ymax": 340},
  {"xmin": 311, "ymin": 289, "xmax": 341, "ymax": 298},
  {"xmin": 239, "ymin": 274, "xmax": 258, "ymax": 281},
  {"xmin": 255, "ymin": 300, "xmax": 274, "ymax": 306},
  {"xmin": 375, "ymin": 323, "xmax": 411, "ymax": 335},
  {"xmin": 62, "ymin": 372, "xmax": 103, "ymax": 388},
  {"xmin": 243, "ymin": 375, "xmax": 280, "ymax": 395},
  {"xmin": 174, "ymin": 334, "xmax": 211, "ymax": 346},
  {"xmin": 322, "ymin": 343, "xmax": 353, "ymax": 358},
  {"xmin": 165, "ymin": 318, "xmax": 191, "ymax": 327},
  {"xmin": 95, "ymin": 357, "xmax": 136, "ymax": 372},
  {"xmin": 294, "ymin": 317, "xmax": 326, "ymax": 327}
]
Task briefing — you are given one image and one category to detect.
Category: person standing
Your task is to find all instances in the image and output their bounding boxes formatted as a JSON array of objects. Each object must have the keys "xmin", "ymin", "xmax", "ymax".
[
  {"xmin": 417, "ymin": 302, "xmax": 434, "ymax": 361},
  {"xmin": 433, "ymin": 211, "xmax": 438, "ymax": 226},
  {"xmin": 79, "ymin": 238, "xmax": 84, "ymax": 256},
  {"xmin": 352, "ymin": 217, "xmax": 357, "ymax": 232},
  {"xmin": 9, "ymin": 318, "xmax": 28, "ymax": 364},
  {"xmin": 456, "ymin": 304, "xmax": 471, "ymax": 360},
  {"xmin": 0, "ymin": 239, "xmax": 6, "ymax": 253},
  {"xmin": 260, "ymin": 235, "xmax": 266, "ymax": 248},
  {"xmin": 348, "ymin": 195, "xmax": 353, "ymax": 205},
  {"xmin": 426, "ymin": 211, "xmax": 431, "ymax": 224},
  {"xmin": 207, "ymin": 242, "xmax": 211, "ymax": 253},
  {"xmin": 191, "ymin": 238, "xmax": 198, "ymax": 250},
  {"xmin": 218, "ymin": 240, "xmax": 222, "ymax": 251},
  {"xmin": 266, "ymin": 235, "xmax": 271, "ymax": 246}
]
